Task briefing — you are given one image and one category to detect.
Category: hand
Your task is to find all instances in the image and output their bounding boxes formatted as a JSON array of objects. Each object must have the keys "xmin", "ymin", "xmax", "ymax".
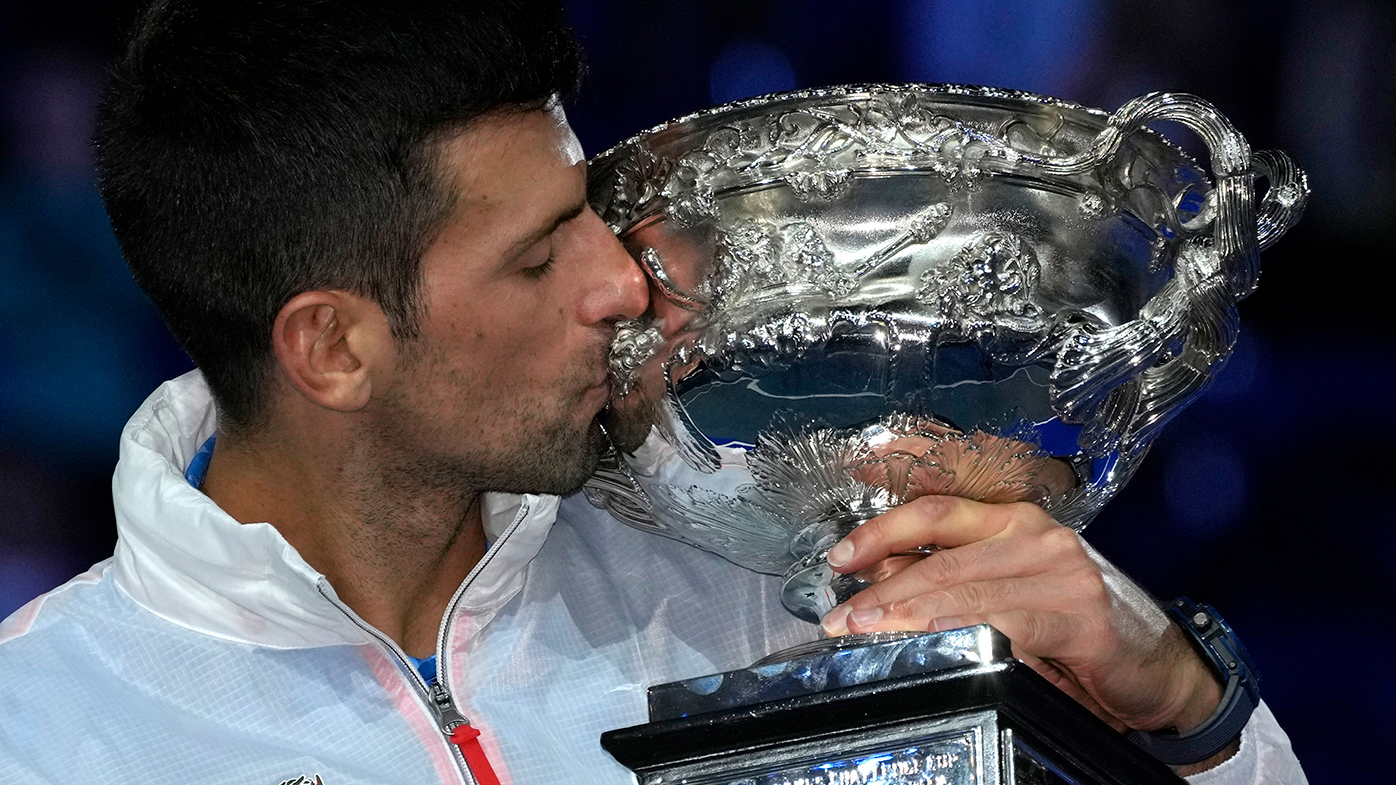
[{"xmin": 818, "ymin": 495, "xmax": 1225, "ymax": 745}]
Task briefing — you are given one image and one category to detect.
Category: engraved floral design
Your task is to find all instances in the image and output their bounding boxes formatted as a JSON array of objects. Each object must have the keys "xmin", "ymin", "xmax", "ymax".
[
  {"xmin": 598, "ymin": 142, "xmax": 671, "ymax": 232},
  {"xmin": 595, "ymin": 89, "xmax": 1051, "ymax": 227},
  {"xmin": 607, "ymin": 412, "xmax": 1065, "ymax": 578},
  {"xmin": 907, "ymin": 202, "xmax": 953, "ymax": 243},
  {"xmin": 645, "ymin": 483, "xmax": 798, "ymax": 574},
  {"xmin": 665, "ymin": 187, "xmax": 717, "ymax": 228},
  {"xmin": 850, "ymin": 202, "xmax": 955, "ymax": 279},
  {"xmin": 685, "ymin": 94, "xmax": 1024, "ymax": 196},
  {"xmin": 916, "ymin": 231, "xmax": 1046, "ymax": 340},
  {"xmin": 709, "ymin": 219, "xmax": 856, "ymax": 304},
  {"xmin": 785, "ymin": 168, "xmax": 852, "ymax": 200},
  {"xmin": 585, "ymin": 85, "xmax": 1309, "ymax": 570},
  {"xmin": 740, "ymin": 413, "xmax": 1061, "ymax": 549}
]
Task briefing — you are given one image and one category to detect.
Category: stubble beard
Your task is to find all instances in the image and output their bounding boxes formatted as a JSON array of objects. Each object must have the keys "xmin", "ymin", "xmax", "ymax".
[
  {"xmin": 372, "ymin": 350, "xmax": 611, "ymax": 500},
  {"xmin": 491, "ymin": 413, "xmax": 607, "ymax": 496},
  {"xmin": 472, "ymin": 351, "xmax": 612, "ymax": 495},
  {"xmin": 420, "ymin": 409, "xmax": 606, "ymax": 498}
]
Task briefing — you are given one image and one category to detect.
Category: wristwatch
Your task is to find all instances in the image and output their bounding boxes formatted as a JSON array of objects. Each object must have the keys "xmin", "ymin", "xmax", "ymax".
[{"xmin": 1128, "ymin": 597, "xmax": 1260, "ymax": 766}]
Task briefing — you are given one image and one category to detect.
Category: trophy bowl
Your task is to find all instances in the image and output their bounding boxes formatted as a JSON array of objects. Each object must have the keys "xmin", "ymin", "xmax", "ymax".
[{"xmin": 584, "ymin": 84, "xmax": 1307, "ymax": 626}]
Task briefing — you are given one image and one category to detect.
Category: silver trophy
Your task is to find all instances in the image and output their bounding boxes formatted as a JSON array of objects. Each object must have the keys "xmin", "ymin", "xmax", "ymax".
[{"xmin": 584, "ymin": 84, "xmax": 1306, "ymax": 785}]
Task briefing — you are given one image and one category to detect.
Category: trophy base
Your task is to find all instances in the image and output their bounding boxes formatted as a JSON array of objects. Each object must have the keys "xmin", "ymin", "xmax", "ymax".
[
  {"xmin": 607, "ymin": 626, "xmax": 1182, "ymax": 785},
  {"xmin": 753, "ymin": 630, "xmax": 928, "ymax": 666}
]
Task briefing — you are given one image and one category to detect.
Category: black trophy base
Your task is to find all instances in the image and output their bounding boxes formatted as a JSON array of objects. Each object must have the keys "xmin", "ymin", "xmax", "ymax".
[{"xmin": 602, "ymin": 626, "xmax": 1183, "ymax": 785}]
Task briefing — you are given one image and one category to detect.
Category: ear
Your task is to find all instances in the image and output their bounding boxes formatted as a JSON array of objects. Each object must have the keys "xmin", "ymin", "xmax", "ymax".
[{"xmin": 271, "ymin": 290, "xmax": 392, "ymax": 412}]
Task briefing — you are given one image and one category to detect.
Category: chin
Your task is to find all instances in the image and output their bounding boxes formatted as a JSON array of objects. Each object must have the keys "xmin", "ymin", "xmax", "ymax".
[
  {"xmin": 492, "ymin": 419, "xmax": 607, "ymax": 496},
  {"xmin": 553, "ymin": 419, "xmax": 609, "ymax": 493}
]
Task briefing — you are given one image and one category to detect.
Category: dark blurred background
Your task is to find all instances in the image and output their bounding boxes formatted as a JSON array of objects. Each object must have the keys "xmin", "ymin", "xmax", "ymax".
[{"xmin": 1, "ymin": 0, "xmax": 1391, "ymax": 780}]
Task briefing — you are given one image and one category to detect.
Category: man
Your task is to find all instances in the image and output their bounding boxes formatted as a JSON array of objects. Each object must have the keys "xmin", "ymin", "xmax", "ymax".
[{"xmin": 0, "ymin": 1, "xmax": 1305, "ymax": 783}]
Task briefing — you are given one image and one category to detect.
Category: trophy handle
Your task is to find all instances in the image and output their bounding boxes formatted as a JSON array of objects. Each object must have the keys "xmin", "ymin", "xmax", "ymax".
[
  {"xmin": 1252, "ymin": 148, "xmax": 1309, "ymax": 252},
  {"xmin": 1044, "ymin": 93, "xmax": 1309, "ymax": 459}
]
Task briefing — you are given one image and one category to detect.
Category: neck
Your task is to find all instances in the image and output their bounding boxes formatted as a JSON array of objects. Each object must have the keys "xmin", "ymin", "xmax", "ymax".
[{"xmin": 201, "ymin": 419, "xmax": 488, "ymax": 659}]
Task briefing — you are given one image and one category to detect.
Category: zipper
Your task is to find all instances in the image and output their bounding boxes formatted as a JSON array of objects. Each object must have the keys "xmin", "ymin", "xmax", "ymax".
[
  {"xmin": 432, "ymin": 497, "xmax": 535, "ymax": 683},
  {"xmin": 429, "ymin": 497, "xmax": 534, "ymax": 785},
  {"xmin": 429, "ymin": 680, "xmax": 499, "ymax": 785},
  {"xmin": 317, "ymin": 583, "xmax": 476, "ymax": 783},
  {"xmin": 317, "ymin": 497, "xmax": 535, "ymax": 785}
]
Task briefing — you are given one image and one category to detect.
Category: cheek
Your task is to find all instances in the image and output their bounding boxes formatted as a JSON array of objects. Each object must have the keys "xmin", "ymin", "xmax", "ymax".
[
  {"xmin": 462, "ymin": 302, "xmax": 576, "ymax": 387},
  {"xmin": 420, "ymin": 277, "xmax": 587, "ymax": 402},
  {"xmin": 452, "ymin": 289, "xmax": 563, "ymax": 351}
]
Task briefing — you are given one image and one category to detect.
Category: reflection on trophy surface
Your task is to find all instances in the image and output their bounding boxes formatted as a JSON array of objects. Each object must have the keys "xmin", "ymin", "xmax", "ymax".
[{"xmin": 584, "ymin": 84, "xmax": 1306, "ymax": 784}]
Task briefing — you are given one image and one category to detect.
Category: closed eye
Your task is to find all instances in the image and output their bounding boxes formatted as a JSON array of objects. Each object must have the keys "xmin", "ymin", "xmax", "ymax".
[{"xmin": 521, "ymin": 254, "xmax": 555, "ymax": 278}]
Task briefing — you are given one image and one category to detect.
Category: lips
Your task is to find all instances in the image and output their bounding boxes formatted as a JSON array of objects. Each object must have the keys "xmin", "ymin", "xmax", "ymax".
[{"xmin": 583, "ymin": 373, "xmax": 611, "ymax": 412}]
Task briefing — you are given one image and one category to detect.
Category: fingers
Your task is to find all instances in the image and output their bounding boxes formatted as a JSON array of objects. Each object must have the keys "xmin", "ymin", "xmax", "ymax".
[
  {"xmin": 820, "ymin": 496, "xmax": 1104, "ymax": 645},
  {"xmin": 836, "ymin": 526, "xmax": 1080, "ymax": 612},
  {"xmin": 814, "ymin": 490, "xmax": 1211, "ymax": 737},
  {"xmin": 826, "ymin": 496, "xmax": 1054, "ymax": 574},
  {"xmin": 851, "ymin": 553, "xmax": 926, "ymax": 584},
  {"xmin": 822, "ymin": 570, "xmax": 1110, "ymax": 655}
]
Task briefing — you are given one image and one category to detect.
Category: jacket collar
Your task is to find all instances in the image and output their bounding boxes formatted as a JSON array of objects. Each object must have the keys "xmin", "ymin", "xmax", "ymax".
[{"xmin": 110, "ymin": 371, "xmax": 559, "ymax": 649}]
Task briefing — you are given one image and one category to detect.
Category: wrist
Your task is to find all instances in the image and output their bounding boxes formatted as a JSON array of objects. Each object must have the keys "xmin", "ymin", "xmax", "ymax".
[
  {"xmin": 1151, "ymin": 623, "xmax": 1225, "ymax": 733},
  {"xmin": 1123, "ymin": 619, "xmax": 1221, "ymax": 734},
  {"xmin": 1128, "ymin": 598, "xmax": 1259, "ymax": 767},
  {"xmin": 1155, "ymin": 647, "xmax": 1239, "ymax": 775}
]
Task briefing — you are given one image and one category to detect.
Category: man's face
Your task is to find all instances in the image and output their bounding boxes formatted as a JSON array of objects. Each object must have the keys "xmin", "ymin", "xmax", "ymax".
[{"xmin": 370, "ymin": 105, "xmax": 647, "ymax": 495}]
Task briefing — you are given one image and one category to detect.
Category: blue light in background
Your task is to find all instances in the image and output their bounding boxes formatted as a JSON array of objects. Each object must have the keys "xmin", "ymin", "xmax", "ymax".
[
  {"xmin": 0, "ymin": 54, "xmax": 190, "ymax": 468},
  {"xmin": 0, "ymin": 318, "xmax": 149, "ymax": 460},
  {"xmin": 1280, "ymin": 2, "xmax": 1387, "ymax": 227},
  {"xmin": 709, "ymin": 39, "xmax": 798, "ymax": 104},
  {"xmin": 896, "ymin": 0, "xmax": 1102, "ymax": 98},
  {"xmin": 1205, "ymin": 330, "xmax": 1262, "ymax": 403},
  {"xmin": 1163, "ymin": 437, "xmax": 1247, "ymax": 538},
  {"xmin": 0, "ymin": 550, "xmax": 71, "ymax": 620}
]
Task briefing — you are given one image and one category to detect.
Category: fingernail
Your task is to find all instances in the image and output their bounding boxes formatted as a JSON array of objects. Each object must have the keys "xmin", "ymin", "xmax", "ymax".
[
  {"xmin": 821, "ymin": 605, "xmax": 850, "ymax": 636},
  {"xmin": 826, "ymin": 540, "xmax": 854, "ymax": 568},
  {"xmin": 930, "ymin": 616, "xmax": 964, "ymax": 632},
  {"xmin": 848, "ymin": 606, "xmax": 883, "ymax": 628}
]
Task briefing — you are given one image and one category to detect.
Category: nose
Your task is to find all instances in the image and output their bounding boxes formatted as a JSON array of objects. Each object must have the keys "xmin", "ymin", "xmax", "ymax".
[{"xmin": 577, "ymin": 207, "xmax": 648, "ymax": 325}]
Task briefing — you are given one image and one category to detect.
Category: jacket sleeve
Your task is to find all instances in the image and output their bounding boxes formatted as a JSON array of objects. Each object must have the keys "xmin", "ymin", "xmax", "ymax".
[{"xmin": 1182, "ymin": 701, "xmax": 1308, "ymax": 785}]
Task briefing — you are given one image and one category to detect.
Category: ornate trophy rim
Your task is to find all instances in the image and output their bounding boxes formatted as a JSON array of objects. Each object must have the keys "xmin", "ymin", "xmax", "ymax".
[{"xmin": 593, "ymin": 82, "xmax": 1178, "ymax": 165}]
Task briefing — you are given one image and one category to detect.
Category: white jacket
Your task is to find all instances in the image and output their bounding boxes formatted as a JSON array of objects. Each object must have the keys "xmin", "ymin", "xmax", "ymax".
[{"xmin": 0, "ymin": 372, "xmax": 1306, "ymax": 784}]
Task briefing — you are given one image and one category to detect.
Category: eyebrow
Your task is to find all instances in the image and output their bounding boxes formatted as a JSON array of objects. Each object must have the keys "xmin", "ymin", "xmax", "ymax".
[{"xmin": 506, "ymin": 199, "xmax": 587, "ymax": 258}]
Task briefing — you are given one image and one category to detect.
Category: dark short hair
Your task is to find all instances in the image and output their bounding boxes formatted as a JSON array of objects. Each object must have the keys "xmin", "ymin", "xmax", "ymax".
[{"xmin": 94, "ymin": 0, "xmax": 584, "ymax": 433}]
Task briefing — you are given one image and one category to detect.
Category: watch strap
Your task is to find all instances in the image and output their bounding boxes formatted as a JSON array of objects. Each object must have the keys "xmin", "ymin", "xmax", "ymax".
[{"xmin": 1128, "ymin": 598, "xmax": 1260, "ymax": 766}]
